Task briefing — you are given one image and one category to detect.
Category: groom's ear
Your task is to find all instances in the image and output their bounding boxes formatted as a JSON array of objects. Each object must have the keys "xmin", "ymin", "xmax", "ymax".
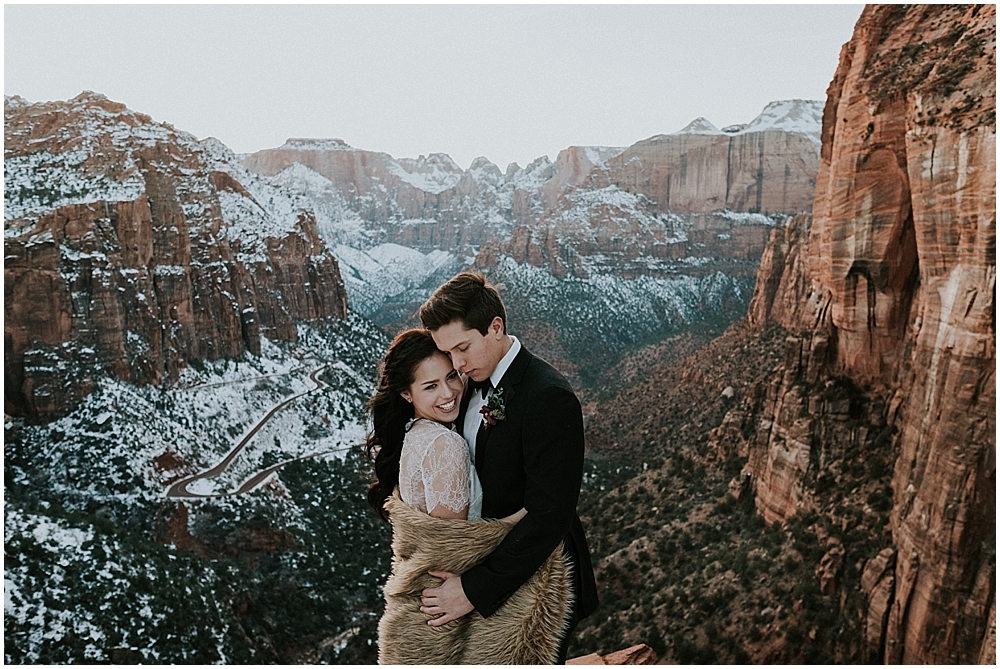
[{"xmin": 489, "ymin": 316, "xmax": 505, "ymax": 338}]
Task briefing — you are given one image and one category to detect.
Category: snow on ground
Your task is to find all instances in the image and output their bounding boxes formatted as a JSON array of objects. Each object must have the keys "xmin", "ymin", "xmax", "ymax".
[
  {"xmin": 491, "ymin": 255, "xmax": 754, "ymax": 356},
  {"xmin": 3, "ymin": 150, "xmax": 145, "ymax": 227},
  {"xmin": 270, "ymin": 163, "xmax": 370, "ymax": 248},
  {"xmin": 649, "ymin": 100, "xmax": 822, "ymax": 148},
  {"xmin": 4, "ymin": 506, "xmax": 228, "ymax": 663},
  {"xmin": 198, "ymin": 137, "xmax": 314, "ymax": 262},
  {"xmin": 504, "ymin": 155, "xmax": 557, "ymax": 191},
  {"xmin": 4, "ymin": 95, "xmax": 317, "ymax": 260},
  {"xmin": 553, "ymin": 185, "xmax": 692, "ymax": 245},
  {"xmin": 582, "ymin": 146, "xmax": 627, "ymax": 165},
  {"xmin": 279, "ymin": 138, "xmax": 355, "ymax": 151},
  {"xmin": 711, "ymin": 209, "xmax": 780, "ymax": 226},
  {"xmin": 5, "ymin": 317, "xmax": 383, "ymax": 512},
  {"xmin": 467, "ymin": 156, "xmax": 503, "ymax": 185},
  {"xmin": 333, "ymin": 242, "xmax": 463, "ymax": 317}
]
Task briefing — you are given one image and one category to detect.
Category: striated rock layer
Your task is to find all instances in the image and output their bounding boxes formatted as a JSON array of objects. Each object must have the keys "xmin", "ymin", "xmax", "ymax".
[
  {"xmin": 603, "ymin": 102, "xmax": 821, "ymax": 216},
  {"xmin": 4, "ymin": 93, "xmax": 348, "ymax": 420},
  {"xmin": 473, "ymin": 102, "xmax": 821, "ymax": 282},
  {"xmin": 745, "ymin": 5, "xmax": 995, "ymax": 664},
  {"xmin": 242, "ymin": 139, "xmax": 627, "ymax": 255}
]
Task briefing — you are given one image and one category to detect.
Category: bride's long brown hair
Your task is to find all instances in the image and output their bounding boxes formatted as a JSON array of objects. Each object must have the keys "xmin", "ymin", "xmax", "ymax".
[{"xmin": 364, "ymin": 328, "xmax": 444, "ymax": 521}]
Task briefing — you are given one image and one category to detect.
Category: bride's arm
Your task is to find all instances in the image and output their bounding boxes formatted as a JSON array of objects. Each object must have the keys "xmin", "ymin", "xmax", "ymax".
[
  {"xmin": 429, "ymin": 503, "xmax": 469, "ymax": 520},
  {"xmin": 422, "ymin": 432, "xmax": 472, "ymax": 521}
]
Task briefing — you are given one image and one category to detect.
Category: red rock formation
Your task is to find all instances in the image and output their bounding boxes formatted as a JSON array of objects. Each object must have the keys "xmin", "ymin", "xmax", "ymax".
[
  {"xmin": 4, "ymin": 93, "xmax": 348, "ymax": 420},
  {"xmin": 567, "ymin": 643, "xmax": 658, "ymax": 665},
  {"xmin": 603, "ymin": 102, "xmax": 821, "ymax": 216},
  {"xmin": 745, "ymin": 5, "xmax": 995, "ymax": 664},
  {"xmin": 474, "ymin": 103, "xmax": 820, "ymax": 280},
  {"xmin": 540, "ymin": 145, "xmax": 624, "ymax": 210},
  {"xmin": 242, "ymin": 139, "xmax": 509, "ymax": 253}
]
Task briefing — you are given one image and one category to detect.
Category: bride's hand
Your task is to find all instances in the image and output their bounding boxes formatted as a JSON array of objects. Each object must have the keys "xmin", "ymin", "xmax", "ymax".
[{"xmin": 499, "ymin": 507, "xmax": 527, "ymax": 524}]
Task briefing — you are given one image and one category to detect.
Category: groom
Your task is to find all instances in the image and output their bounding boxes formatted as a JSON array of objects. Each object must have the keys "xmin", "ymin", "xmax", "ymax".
[{"xmin": 417, "ymin": 272, "xmax": 599, "ymax": 662}]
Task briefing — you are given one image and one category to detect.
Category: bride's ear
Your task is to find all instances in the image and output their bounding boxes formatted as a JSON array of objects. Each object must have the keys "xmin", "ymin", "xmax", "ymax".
[{"xmin": 401, "ymin": 392, "xmax": 412, "ymax": 404}]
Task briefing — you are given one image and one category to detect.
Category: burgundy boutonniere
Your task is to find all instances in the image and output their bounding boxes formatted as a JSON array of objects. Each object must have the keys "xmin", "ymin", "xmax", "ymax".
[{"xmin": 479, "ymin": 387, "xmax": 507, "ymax": 427}]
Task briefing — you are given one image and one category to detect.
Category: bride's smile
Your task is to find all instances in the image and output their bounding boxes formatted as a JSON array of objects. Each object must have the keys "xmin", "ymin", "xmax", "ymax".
[{"xmin": 401, "ymin": 352, "xmax": 465, "ymax": 425}]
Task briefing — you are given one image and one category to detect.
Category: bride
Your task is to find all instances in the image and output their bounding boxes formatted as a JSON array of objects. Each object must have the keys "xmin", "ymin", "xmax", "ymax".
[
  {"xmin": 364, "ymin": 329, "xmax": 572, "ymax": 664},
  {"xmin": 365, "ymin": 328, "xmax": 486, "ymax": 522}
]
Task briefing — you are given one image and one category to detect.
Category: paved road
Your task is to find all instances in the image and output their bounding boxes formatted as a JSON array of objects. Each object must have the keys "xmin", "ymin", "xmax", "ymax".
[{"xmin": 166, "ymin": 365, "xmax": 331, "ymax": 499}]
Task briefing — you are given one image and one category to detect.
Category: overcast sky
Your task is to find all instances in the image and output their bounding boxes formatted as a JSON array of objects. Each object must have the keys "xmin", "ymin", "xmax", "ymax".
[{"xmin": 5, "ymin": 4, "xmax": 863, "ymax": 170}]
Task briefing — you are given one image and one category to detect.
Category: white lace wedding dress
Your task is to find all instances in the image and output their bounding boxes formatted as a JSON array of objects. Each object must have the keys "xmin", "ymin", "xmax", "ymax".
[{"xmin": 398, "ymin": 418, "xmax": 483, "ymax": 521}]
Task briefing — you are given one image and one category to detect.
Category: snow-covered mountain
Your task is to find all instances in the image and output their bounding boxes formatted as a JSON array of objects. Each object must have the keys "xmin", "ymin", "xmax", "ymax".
[
  {"xmin": 243, "ymin": 137, "xmax": 629, "ymax": 323},
  {"xmin": 5, "ymin": 93, "xmax": 397, "ymax": 662},
  {"xmin": 5, "ymin": 317, "xmax": 393, "ymax": 663},
  {"xmin": 244, "ymin": 100, "xmax": 821, "ymax": 347},
  {"xmin": 4, "ymin": 91, "xmax": 822, "ymax": 662},
  {"xmin": 4, "ymin": 92, "xmax": 350, "ymax": 419}
]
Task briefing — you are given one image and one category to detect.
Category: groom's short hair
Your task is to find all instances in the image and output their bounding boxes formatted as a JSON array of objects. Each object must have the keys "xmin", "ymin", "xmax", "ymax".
[{"xmin": 420, "ymin": 272, "xmax": 507, "ymax": 335}]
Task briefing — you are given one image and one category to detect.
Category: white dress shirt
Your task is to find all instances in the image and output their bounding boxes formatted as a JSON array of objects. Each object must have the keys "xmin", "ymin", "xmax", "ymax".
[{"xmin": 463, "ymin": 336, "xmax": 521, "ymax": 458}]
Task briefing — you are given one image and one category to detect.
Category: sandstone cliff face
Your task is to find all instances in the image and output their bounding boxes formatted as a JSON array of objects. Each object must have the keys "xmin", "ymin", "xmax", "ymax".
[
  {"xmin": 243, "ymin": 139, "xmax": 624, "ymax": 256},
  {"xmin": 474, "ymin": 191, "xmax": 775, "ymax": 282},
  {"xmin": 603, "ymin": 100, "xmax": 821, "ymax": 216},
  {"xmin": 474, "ymin": 102, "xmax": 820, "ymax": 282},
  {"xmin": 5, "ymin": 93, "xmax": 348, "ymax": 420},
  {"xmin": 743, "ymin": 6, "xmax": 995, "ymax": 664}
]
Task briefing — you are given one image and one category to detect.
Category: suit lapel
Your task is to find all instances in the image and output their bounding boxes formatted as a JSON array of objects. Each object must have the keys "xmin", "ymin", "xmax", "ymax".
[{"xmin": 475, "ymin": 346, "xmax": 532, "ymax": 471}]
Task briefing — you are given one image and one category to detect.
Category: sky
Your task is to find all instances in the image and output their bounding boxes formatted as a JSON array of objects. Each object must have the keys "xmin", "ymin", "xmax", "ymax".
[{"xmin": 4, "ymin": 4, "xmax": 864, "ymax": 171}]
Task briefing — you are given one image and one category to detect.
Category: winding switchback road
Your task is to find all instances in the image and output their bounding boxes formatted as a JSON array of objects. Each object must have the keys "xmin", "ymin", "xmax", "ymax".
[{"xmin": 166, "ymin": 365, "xmax": 334, "ymax": 499}]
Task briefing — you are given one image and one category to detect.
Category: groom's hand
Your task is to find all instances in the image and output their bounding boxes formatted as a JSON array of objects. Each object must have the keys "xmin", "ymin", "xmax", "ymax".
[{"xmin": 420, "ymin": 570, "xmax": 474, "ymax": 626}]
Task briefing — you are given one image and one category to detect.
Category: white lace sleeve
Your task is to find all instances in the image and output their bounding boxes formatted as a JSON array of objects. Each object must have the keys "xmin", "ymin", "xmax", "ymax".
[{"xmin": 421, "ymin": 431, "xmax": 471, "ymax": 515}]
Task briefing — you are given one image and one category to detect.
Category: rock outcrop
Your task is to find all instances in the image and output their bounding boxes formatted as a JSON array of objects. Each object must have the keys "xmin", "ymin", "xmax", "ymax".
[
  {"xmin": 474, "ymin": 101, "xmax": 821, "ymax": 281},
  {"xmin": 243, "ymin": 139, "xmax": 629, "ymax": 257},
  {"xmin": 5, "ymin": 93, "xmax": 348, "ymax": 420},
  {"xmin": 602, "ymin": 100, "xmax": 822, "ymax": 216},
  {"xmin": 743, "ymin": 5, "xmax": 995, "ymax": 664}
]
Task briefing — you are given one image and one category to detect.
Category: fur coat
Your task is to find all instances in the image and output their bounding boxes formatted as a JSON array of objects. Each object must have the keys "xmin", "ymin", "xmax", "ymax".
[{"xmin": 378, "ymin": 493, "xmax": 574, "ymax": 665}]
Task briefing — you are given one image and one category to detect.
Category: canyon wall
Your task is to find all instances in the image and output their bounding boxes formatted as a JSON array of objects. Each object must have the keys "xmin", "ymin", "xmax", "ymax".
[
  {"xmin": 4, "ymin": 94, "xmax": 348, "ymax": 420},
  {"xmin": 474, "ymin": 102, "xmax": 821, "ymax": 281},
  {"xmin": 605, "ymin": 127, "xmax": 818, "ymax": 216},
  {"xmin": 746, "ymin": 5, "xmax": 995, "ymax": 664},
  {"xmin": 244, "ymin": 139, "xmax": 624, "ymax": 254}
]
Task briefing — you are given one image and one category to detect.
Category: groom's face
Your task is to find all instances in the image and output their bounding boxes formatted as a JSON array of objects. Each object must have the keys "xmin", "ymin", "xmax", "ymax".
[{"xmin": 430, "ymin": 317, "xmax": 506, "ymax": 383}]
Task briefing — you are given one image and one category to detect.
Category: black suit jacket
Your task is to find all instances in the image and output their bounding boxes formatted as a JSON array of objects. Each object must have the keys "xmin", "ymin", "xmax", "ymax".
[{"xmin": 459, "ymin": 345, "xmax": 599, "ymax": 620}]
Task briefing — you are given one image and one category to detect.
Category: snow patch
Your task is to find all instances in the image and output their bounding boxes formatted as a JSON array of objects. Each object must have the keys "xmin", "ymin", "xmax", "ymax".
[
  {"xmin": 729, "ymin": 100, "xmax": 823, "ymax": 148},
  {"xmin": 389, "ymin": 153, "xmax": 463, "ymax": 194},
  {"xmin": 671, "ymin": 117, "xmax": 724, "ymax": 136}
]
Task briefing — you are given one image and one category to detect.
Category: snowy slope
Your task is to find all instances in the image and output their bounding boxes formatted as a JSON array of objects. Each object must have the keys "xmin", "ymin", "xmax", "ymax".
[
  {"xmin": 732, "ymin": 99, "xmax": 824, "ymax": 147},
  {"xmin": 334, "ymin": 243, "xmax": 464, "ymax": 319},
  {"xmin": 671, "ymin": 117, "xmax": 725, "ymax": 136},
  {"xmin": 4, "ymin": 93, "xmax": 318, "ymax": 265},
  {"xmin": 4, "ymin": 312, "xmax": 391, "ymax": 663},
  {"xmin": 390, "ymin": 153, "xmax": 464, "ymax": 194}
]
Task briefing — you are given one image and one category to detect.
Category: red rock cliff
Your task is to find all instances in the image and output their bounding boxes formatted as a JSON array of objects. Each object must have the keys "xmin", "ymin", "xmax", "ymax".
[
  {"xmin": 4, "ymin": 93, "xmax": 348, "ymax": 420},
  {"xmin": 603, "ymin": 101, "xmax": 822, "ymax": 216},
  {"xmin": 746, "ymin": 5, "xmax": 995, "ymax": 664}
]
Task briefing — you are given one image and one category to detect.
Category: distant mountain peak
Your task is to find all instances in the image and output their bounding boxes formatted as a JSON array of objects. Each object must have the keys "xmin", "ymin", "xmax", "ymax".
[
  {"xmin": 734, "ymin": 99, "xmax": 824, "ymax": 146},
  {"xmin": 671, "ymin": 117, "xmax": 723, "ymax": 136}
]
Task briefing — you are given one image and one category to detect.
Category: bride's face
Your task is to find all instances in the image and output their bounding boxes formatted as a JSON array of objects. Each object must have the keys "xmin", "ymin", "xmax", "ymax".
[
  {"xmin": 402, "ymin": 352, "xmax": 464, "ymax": 425},
  {"xmin": 430, "ymin": 317, "xmax": 506, "ymax": 383}
]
